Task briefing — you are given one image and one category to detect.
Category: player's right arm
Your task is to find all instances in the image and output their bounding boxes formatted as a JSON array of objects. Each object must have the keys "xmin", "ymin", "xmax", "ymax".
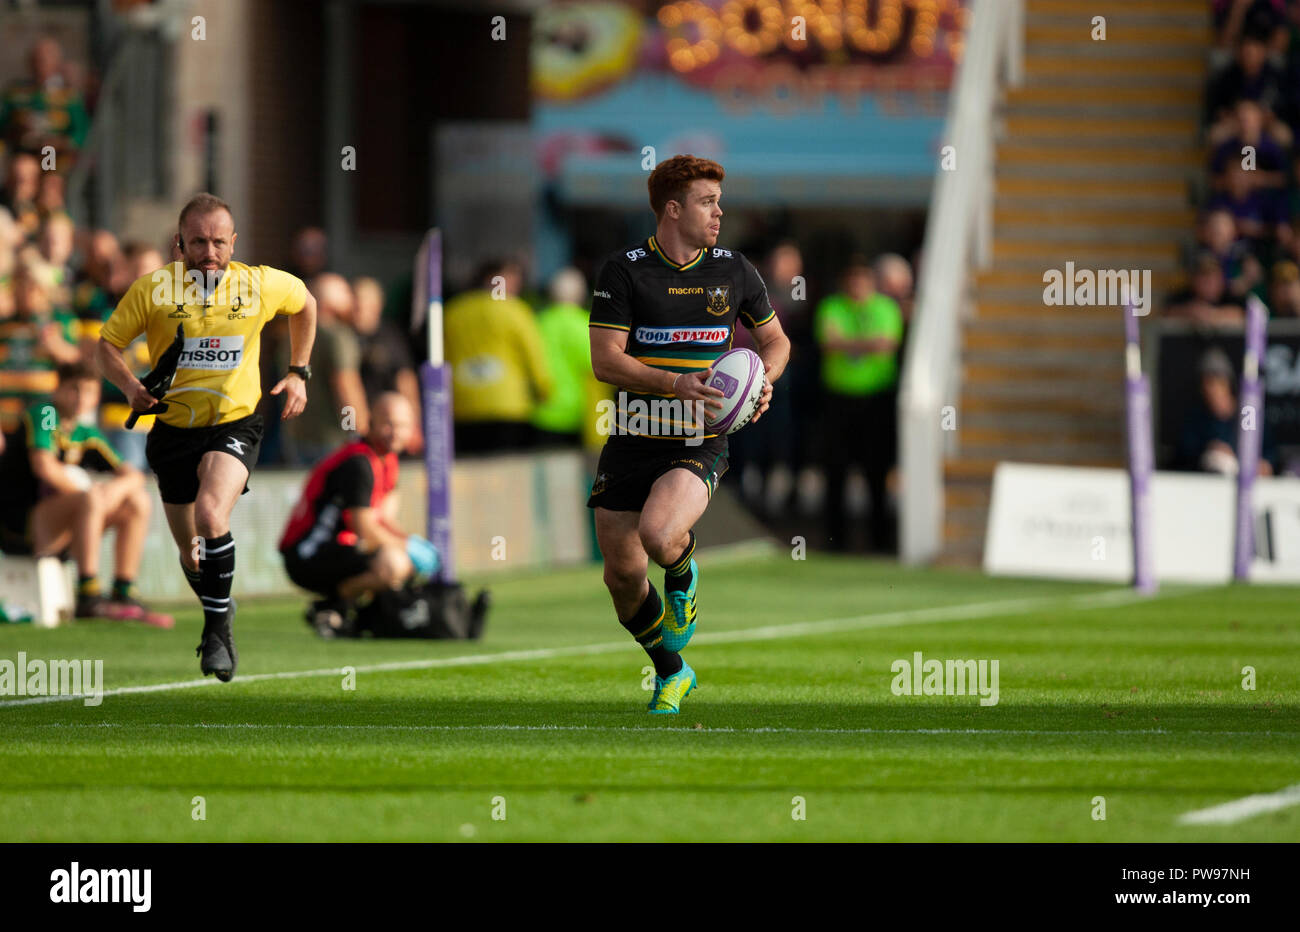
[
  {"xmin": 96, "ymin": 278, "xmax": 160, "ymax": 412},
  {"xmin": 588, "ymin": 258, "xmax": 724, "ymax": 408},
  {"xmin": 351, "ymin": 506, "xmax": 408, "ymax": 552}
]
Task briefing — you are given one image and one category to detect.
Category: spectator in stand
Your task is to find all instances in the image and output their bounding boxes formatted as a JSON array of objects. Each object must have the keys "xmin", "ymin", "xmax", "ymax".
[
  {"xmin": 92, "ymin": 242, "xmax": 165, "ymax": 469},
  {"xmin": 280, "ymin": 272, "xmax": 367, "ymax": 465},
  {"xmin": 0, "ymin": 37, "xmax": 90, "ymax": 167},
  {"xmin": 1177, "ymin": 347, "xmax": 1277, "ymax": 474},
  {"xmin": 36, "ymin": 211, "xmax": 75, "ymax": 299},
  {"xmin": 1214, "ymin": 0, "xmax": 1290, "ymax": 53},
  {"xmin": 1208, "ymin": 98, "xmax": 1290, "ymax": 185},
  {"xmin": 352, "ymin": 275, "xmax": 423, "ymax": 453},
  {"xmin": 1166, "ymin": 251, "xmax": 1246, "ymax": 324},
  {"xmin": 1207, "ymin": 29, "xmax": 1289, "ymax": 126},
  {"xmin": 1, "ymin": 151, "xmax": 41, "ymax": 242},
  {"xmin": 443, "ymin": 258, "xmax": 552, "ymax": 454},
  {"xmin": 1208, "ymin": 161, "xmax": 1291, "ymax": 248},
  {"xmin": 72, "ymin": 230, "xmax": 121, "ymax": 322},
  {"xmin": 1268, "ymin": 259, "xmax": 1300, "ymax": 315},
  {"xmin": 814, "ymin": 255, "xmax": 903, "ymax": 552},
  {"xmin": 0, "ymin": 361, "xmax": 169, "ymax": 626},
  {"xmin": 0, "ymin": 261, "xmax": 80, "ymax": 433},
  {"xmin": 1197, "ymin": 208, "xmax": 1263, "ymax": 299}
]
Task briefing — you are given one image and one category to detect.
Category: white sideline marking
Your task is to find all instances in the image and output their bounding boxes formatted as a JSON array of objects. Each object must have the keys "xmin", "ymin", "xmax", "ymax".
[
  {"xmin": 1177, "ymin": 784, "xmax": 1300, "ymax": 825},
  {"xmin": 22, "ymin": 723, "xmax": 1298, "ymax": 738},
  {"xmin": 0, "ymin": 586, "xmax": 1175, "ymax": 709}
]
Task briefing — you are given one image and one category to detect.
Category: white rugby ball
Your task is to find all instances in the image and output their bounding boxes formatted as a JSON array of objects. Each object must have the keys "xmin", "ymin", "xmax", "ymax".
[{"xmin": 704, "ymin": 348, "xmax": 765, "ymax": 435}]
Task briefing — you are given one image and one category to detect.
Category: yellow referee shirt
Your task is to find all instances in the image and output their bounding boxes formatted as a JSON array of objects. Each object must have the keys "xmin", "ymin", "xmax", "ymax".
[{"xmin": 101, "ymin": 261, "xmax": 307, "ymax": 428}]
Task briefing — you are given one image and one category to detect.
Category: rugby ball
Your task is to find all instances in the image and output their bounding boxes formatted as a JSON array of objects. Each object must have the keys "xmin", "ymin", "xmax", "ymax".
[{"xmin": 704, "ymin": 348, "xmax": 765, "ymax": 435}]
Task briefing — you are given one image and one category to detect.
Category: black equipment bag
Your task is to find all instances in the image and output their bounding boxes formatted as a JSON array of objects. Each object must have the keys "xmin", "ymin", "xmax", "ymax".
[{"xmin": 351, "ymin": 580, "xmax": 489, "ymax": 640}]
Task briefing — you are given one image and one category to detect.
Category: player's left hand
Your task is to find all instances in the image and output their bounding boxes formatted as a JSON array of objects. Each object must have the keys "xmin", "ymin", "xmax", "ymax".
[
  {"xmin": 749, "ymin": 374, "xmax": 773, "ymax": 424},
  {"xmin": 271, "ymin": 373, "xmax": 308, "ymax": 420}
]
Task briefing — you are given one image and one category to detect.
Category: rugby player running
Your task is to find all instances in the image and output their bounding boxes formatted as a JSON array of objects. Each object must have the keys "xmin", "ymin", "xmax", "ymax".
[{"xmin": 588, "ymin": 156, "xmax": 790, "ymax": 713}]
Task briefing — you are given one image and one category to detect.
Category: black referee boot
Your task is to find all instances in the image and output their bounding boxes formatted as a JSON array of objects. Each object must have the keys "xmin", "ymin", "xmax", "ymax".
[{"xmin": 196, "ymin": 600, "xmax": 238, "ymax": 682}]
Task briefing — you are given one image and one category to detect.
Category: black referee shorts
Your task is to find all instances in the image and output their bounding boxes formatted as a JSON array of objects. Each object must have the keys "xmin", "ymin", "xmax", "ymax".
[
  {"xmin": 146, "ymin": 414, "xmax": 264, "ymax": 505},
  {"xmin": 586, "ymin": 434, "xmax": 729, "ymax": 512}
]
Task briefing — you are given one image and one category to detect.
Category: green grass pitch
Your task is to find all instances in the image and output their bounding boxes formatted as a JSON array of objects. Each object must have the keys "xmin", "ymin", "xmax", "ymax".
[{"xmin": 1, "ymin": 555, "xmax": 1297, "ymax": 842}]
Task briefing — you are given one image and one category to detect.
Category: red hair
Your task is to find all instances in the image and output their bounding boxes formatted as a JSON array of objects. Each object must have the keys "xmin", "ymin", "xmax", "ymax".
[{"xmin": 647, "ymin": 155, "xmax": 724, "ymax": 220}]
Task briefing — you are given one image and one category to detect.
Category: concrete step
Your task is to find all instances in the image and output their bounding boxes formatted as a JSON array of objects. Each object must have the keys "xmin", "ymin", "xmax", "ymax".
[
  {"xmin": 1003, "ymin": 113, "xmax": 1199, "ymax": 138},
  {"xmin": 1006, "ymin": 84, "xmax": 1199, "ymax": 108},
  {"xmin": 999, "ymin": 143, "xmax": 1202, "ymax": 165},
  {"xmin": 994, "ymin": 204, "xmax": 1195, "ymax": 227},
  {"xmin": 959, "ymin": 409, "xmax": 1125, "ymax": 434},
  {"xmin": 976, "ymin": 264, "xmax": 1179, "ymax": 289},
  {"xmin": 996, "ymin": 160, "xmax": 1202, "ymax": 181},
  {"xmin": 959, "ymin": 391, "xmax": 1125, "ymax": 418},
  {"xmin": 965, "ymin": 361, "xmax": 1124, "ymax": 385},
  {"xmin": 1026, "ymin": 0, "xmax": 1207, "ymax": 16},
  {"xmin": 964, "ymin": 349, "xmax": 1125, "ymax": 373},
  {"xmin": 1024, "ymin": 55, "xmax": 1204, "ymax": 78},
  {"xmin": 975, "ymin": 285, "xmax": 1176, "ymax": 308},
  {"xmin": 966, "ymin": 312, "xmax": 1130, "ymax": 335},
  {"xmin": 1020, "ymin": 66, "xmax": 1204, "ymax": 89},
  {"xmin": 956, "ymin": 438, "xmax": 1125, "ymax": 463},
  {"xmin": 994, "ymin": 191, "xmax": 1191, "ymax": 211},
  {"xmin": 963, "ymin": 326, "xmax": 1124, "ymax": 351},
  {"xmin": 992, "ymin": 239, "xmax": 1180, "ymax": 265},
  {"xmin": 959, "ymin": 379, "xmax": 1126, "ymax": 407},
  {"xmin": 996, "ymin": 221, "xmax": 1194, "ymax": 243}
]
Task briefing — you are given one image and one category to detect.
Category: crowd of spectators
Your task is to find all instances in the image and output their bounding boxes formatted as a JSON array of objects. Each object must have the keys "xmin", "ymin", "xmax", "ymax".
[{"xmin": 1170, "ymin": 2, "xmax": 1300, "ymax": 323}]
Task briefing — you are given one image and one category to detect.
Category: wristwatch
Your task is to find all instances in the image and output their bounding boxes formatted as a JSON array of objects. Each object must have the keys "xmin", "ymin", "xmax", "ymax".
[{"xmin": 288, "ymin": 364, "xmax": 312, "ymax": 382}]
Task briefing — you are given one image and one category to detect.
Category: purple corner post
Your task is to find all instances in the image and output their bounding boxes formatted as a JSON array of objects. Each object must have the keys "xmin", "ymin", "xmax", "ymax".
[
  {"xmin": 1233, "ymin": 295, "xmax": 1268, "ymax": 581},
  {"xmin": 1124, "ymin": 301, "xmax": 1156, "ymax": 593},
  {"xmin": 417, "ymin": 230, "xmax": 455, "ymax": 583}
]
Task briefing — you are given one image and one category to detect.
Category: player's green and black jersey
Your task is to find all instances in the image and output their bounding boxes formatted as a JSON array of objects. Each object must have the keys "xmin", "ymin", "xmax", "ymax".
[
  {"xmin": 0, "ymin": 401, "xmax": 122, "ymax": 536},
  {"xmin": 589, "ymin": 235, "xmax": 775, "ymax": 439}
]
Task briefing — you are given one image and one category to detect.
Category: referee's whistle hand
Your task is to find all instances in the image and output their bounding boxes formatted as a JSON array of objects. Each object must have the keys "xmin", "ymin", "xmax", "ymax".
[
  {"xmin": 126, "ymin": 382, "xmax": 162, "ymax": 412},
  {"xmin": 270, "ymin": 375, "xmax": 308, "ymax": 420}
]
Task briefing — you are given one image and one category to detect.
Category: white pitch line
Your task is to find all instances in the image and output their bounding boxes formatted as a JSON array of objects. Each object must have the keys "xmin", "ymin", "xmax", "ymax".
[
  {"xmin": 18, "ymin": 723, "xmax": 1298, "ymax": 738},
  {"xmin": 1177, "ymin": 784, "xmax": 1300, "ymax": 825},
  {"xmin": 0, "ymin": 585, "xmax": 1178, "ymax": 709}
]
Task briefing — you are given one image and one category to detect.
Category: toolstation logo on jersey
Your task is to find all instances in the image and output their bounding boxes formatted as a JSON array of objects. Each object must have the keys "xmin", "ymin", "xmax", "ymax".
[
  {"xmin": 178, "ymin": 334, "xmax": 244, "ymax": 370},
  {"xmin": 634, "ymin": 326, "xmax": 729, "ymax": 345}
]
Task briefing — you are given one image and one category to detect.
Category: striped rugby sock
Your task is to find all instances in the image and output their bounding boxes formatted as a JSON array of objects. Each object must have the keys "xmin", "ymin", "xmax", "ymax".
[
  {"xmin": 663, "ymin": 531, "xmax": 696, "ymax": 593},
  {"xmin": 198, "ymin": 532, "xmax": 235, "ymax": 628},
  {"xmin": 619, "ymin": 582, "xmax": 682, "ymax": 679}
]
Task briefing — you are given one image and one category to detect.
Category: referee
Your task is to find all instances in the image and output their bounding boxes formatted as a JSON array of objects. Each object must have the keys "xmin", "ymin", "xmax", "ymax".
[{"xmin": 96, "ymin": 193, "xmax": 317, "ymax": 681}]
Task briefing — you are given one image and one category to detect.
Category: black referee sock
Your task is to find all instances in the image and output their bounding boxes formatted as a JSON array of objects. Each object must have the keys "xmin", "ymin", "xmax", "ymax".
[
  {"xmin": 619, "ymin": 582, "xmax": 682, "ymax": 679},
  {"xmin": 180, "ymin": 559, "xmax": 202, "ymax": 599},
  {"xmin": 198, "ymin": 532, "xmax": 236, "ymax": 628},
  {"xmin": 663, "ymin": 532, "xmax": 696, "ymax": 593}
]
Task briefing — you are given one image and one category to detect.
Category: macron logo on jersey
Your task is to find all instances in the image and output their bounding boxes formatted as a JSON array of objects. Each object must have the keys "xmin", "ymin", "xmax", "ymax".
[
  {"xmin": 634, "ymin": 326, "xmax": 729, "ymax": 346},
  {"xmin": 178, "ymin": 334, "xmax": 245, "ymax": 371}
]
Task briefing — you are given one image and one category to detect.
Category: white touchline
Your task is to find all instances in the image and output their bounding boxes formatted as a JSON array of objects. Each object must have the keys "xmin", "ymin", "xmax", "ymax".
[
  {"xmin": 0, "ymin": 585, "xmax": 1189, "ymax": 709},
  {"xmin": 1177, "ymin": 783, "xmax": 1300, "ymax": 826},
  {"xmin": 24, "ymin": 723, "xmax": 1298, "ymax": 737}
]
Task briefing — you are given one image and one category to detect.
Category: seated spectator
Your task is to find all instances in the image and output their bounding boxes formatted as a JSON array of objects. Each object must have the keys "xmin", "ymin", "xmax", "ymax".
[
  {"xmin": 1208, "ymin": 162, "xmax": 1290, "ymax": 246},
  {"xmin": 279, "ymin": 272, "xmax": 367, "ymax": 464},
  {"xmin": 0, "ymin": 261, "xmax": 81, "ymax": 432},
  {"xmin": 443, "ymin": 258, "xmax": 552, "ymax": 454},
  {"xmin": 36, "ymin": 211, "xmax": 75, "ymax": 302},
  {"xmin": 0, "ymin": 37, "xmax": 90, "ymax": 166},
  {"xmin": 1208, "ymin": 98, "xmax": 1290, "ymax": 185},
  {"xmin": 1166, "ymin": 252, "xmax": 1247, "ymax": 324},
  {"xmin": 352, "ymin": 275, "xmax": 423, "ymax": 453},
  {"xmin": 0, "ymin": 361, "xmax": 170, "ymax": 626},
  {"xmin": 1176, "ymin": 347, "xmax": 1277, "ymax": 475},
  {"xmin": 72, "ymin": 229, "xmax": 121, "ymax": 321},
  {"xmin": 279, "ymin": 392, "xmax": 434, "ymax": 635},
  {"xmin": 1268, "ymin": 259, "xmax": 1300, "ymax": 315},
  {"xmin": 1214, "ymin": 0, "xmax": 1289, "ymax": 52},
  {"xmin": 1209, "ymin": 30, "xmax": 1289, "ymax": 126},
  {"xmin": 289, "ymin": 226, "xmax": 330, "ymax": 280},
  {"xmin": 1, "ymin": 151, "xmax": 41, "ymax": 242},
  {"xmin": 1197, "ymin": 208, "xmax": 1263, "ymax": 298}
]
